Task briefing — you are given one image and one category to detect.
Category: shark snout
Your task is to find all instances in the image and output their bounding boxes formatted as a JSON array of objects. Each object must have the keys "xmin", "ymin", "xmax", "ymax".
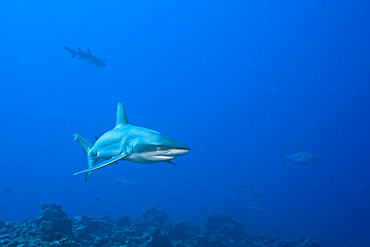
[
  {"xmin": 161, "ymin": 138, "xmax": 190, "ymax": 157},
  {"xmin": 168, "ymin": 147, "xmax": 190, "ymax": 156}
]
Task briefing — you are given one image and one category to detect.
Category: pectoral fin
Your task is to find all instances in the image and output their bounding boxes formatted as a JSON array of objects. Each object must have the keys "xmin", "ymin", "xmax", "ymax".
[
  {"xmin": 166, "ymin": 160, "xmax": 177, "ymax": 166},
  {"xmin": 74, "ymin": 154, "xmax": 127, "ymax": 176}
]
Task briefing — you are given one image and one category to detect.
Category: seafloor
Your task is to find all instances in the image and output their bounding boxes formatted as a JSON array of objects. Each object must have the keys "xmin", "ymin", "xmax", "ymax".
[{"xmin": 0, "ymin": 204, "xmax": 321, "ymax": 247}]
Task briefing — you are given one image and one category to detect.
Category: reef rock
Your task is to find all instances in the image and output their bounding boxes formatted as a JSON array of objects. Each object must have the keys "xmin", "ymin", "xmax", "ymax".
[
  {"xmin": 36, "ymin": 204, "xmax": 72, "ymax": 241},
  {"xmin": 116, "ymin": 215, "xmax": 131, "ymax": 227},
  {"xmin": 203, "ymin": 213, "xmax": 246, "ymax": 238},
  {"xmin": 168, "ymin": 220, "xmax": 201, "ymax": 241},
  {"xmin": 144, "ymin": 227, "xmax": 173, "ymax": 247},
  {"xmin": 302, "ymin": 238, "xmax": 321, "ymax": 247},
  {"xmin": 132, "ymin": 204, "xmax": 168, "ymax": 229},
  {"xmin": 0, "ymin": 204, "xmax": 322, "ymax": 247}
]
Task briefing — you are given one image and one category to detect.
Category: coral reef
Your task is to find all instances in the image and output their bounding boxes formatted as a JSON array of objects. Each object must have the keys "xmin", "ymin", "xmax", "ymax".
[{"xmin": 0, "ymin": 204, "xmax": 321, "ymax": 247}]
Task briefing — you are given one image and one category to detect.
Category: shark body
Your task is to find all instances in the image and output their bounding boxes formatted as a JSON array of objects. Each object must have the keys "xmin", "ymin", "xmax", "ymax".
[
  {"xmin": 73, "ymin": 103, "xmax": 190, "ymax": 181},
  {"xmin": 64, "ymin": 46, "xmax": 106, "ymax": 67},
  {"xmin": 279, "ymin": 146, "xmax": 319, "ymax": 166},
  {"xmin": 238, "ymin": 205, "xmax": 268, "ymax": 214},
  {"xmin": 234, "ymin": 185, "xmax": 263, "ymax": 197},
  {"xmin": 114, "ymin": 178, "xmax": 141, "ymax": 188}
]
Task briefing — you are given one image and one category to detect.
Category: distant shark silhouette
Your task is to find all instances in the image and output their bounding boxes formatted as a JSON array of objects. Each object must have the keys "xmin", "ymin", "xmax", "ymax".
[
  {"xmin": 64, "ymin": 46, "xmax": 106, "ymax": 67},
  {"xmin": 234, "ymin": 185, "xmax": 263, "ymax": 197},
  {"xmin": 114, "ymin": 177, "xmax": 141, "ymax": 188},
  {"xmin": 278, "ymin": 146, "xmax": 319, "ymax": 166},
  {"xmin": 73, "ymin": 103, "xmax": 190, "ymax": 181},
  {"xmin": 238, "ymin": 204, "xmax": 268, "ymax": 214}
]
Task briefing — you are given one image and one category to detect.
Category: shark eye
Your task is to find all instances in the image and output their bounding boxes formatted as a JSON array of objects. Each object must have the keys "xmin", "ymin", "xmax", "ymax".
[
  {"xmin": 157, "ymin": 145, "xmax": 171, "ymax": 151},
  {"xmin": 145, "ymin": 145, "xmax": 162, "ymax": 152},
  {"xmin": 154, "ymin": 145, "xmax": 168, "ymax": 151},
  {"xmin": 144, "ymin": 145, "xmax": 170, "ymax": 152}
]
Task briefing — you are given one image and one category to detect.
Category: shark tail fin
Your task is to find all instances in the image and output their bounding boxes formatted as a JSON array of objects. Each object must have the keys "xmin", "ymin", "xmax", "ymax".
[
  {"xmin": 85, "ymin": 157, "xmax": 96, "ymax": 181},
  {"xmin": 233, "ymin": 188, "xmax": 241, "ymax": 196},
  {"xmin": 278, "ymin": 152, "xmax": 287, "ymax": 166},
  {"xmin": 73, "ymin": 134, "xmax": 96, "ymax": 181},
  {"xmin": 64, "ymin": 46, "xmax": 78, "ymax": 58},
  {"xmin": 73, "ymin": 134, "xmax": 92, "ymax": 154}
]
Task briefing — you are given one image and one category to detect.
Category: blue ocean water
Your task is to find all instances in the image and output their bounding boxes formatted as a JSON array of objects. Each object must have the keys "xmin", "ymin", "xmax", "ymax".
[{"xmin": 0, "ymin": 0, "xmax": 369, "ymax": 246}]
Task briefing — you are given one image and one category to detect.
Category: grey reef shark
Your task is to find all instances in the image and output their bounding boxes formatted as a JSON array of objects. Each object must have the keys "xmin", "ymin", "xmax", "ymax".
[
  {"xmin": 64, "ymin": 46, "xmax": 106, "ymax": 67},
  {"xmin": 278, "ymin": 145, "xmax": 319, "ymax": 166},
  {"xmin": 238, "ymin": 204, "xmax": 268, "ymax": 214},
  {"xmin": 114, "ymin": 177, "xmax": 142, "ymax": 188},
  {"xmin": 234, "ymin": 185, "xmax": 263, "ymax": 197},
  {"xmin": 73, "ymin": 103, "xmax": 190, "ymax": 181}
]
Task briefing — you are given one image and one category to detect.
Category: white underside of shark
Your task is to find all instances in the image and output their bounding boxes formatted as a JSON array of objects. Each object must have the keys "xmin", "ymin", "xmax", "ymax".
[{"xmin": 73, "ymin": 103, "xmax": 190, "ymax": 181}]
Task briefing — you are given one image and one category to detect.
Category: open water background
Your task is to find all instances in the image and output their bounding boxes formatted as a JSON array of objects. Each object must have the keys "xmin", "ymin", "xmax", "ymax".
[{"xmin": 0, "ymin": 0, "xmax": 369, "ymax": 246}]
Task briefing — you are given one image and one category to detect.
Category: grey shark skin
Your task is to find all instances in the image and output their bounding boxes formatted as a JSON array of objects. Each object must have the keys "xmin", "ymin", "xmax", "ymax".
[
  {"xmin": 73, "ymin": 103, "xmax": 190, "ymax": 181},
  {"xmin": 279, "ymin": 146, "xmax": 319, "ymax": 166},
  {"xmin": 64, "ymin": 46, "xmax": 106, "ymax": 67}
]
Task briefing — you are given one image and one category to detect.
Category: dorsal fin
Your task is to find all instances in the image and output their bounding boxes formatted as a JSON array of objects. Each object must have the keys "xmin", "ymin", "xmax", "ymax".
[
  {"xmin": 115, "ymin": 102, "xmax": 129, "ymax": 127},
  {"xmin": 87, "ymin": 48, "xmax": 92, "ymax": 54},
  {"xmin": 299, "ymin": 145, "xmax": 304, "ymax": 152}
]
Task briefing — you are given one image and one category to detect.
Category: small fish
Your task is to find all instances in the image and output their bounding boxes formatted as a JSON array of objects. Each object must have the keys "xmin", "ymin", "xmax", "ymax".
[{"xmin": 64, "ymin": 46, "xmax": 106, "ymax": 67}]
